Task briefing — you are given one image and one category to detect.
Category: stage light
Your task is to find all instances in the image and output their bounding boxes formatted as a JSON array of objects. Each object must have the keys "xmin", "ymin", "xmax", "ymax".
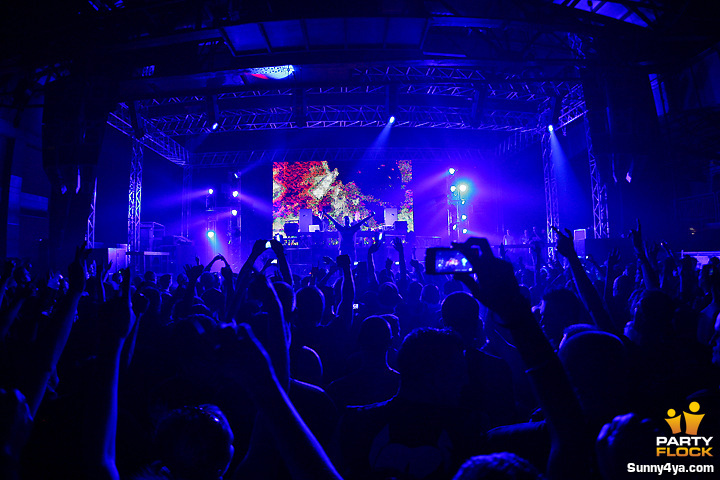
[
  {"xmin": 211, "ymin": 122, "xmax": 219, "ymax": 131},
  {"xmin": 461, "ymin": 214, "xmax": 467, "ymax": 221},
  {"xmin": 233, "ymin": 172, "xmax": 239, "ymax": 179},
  {"xmin": 208, "ymin": 188, "xmax": 214, "ymax": 195},
  {"xmin": 388, "ymin": 116, "xmax": 395, "ymax": 124},
  {"xmin": 231, "ymin": 209, "xmax": 238, "ymax": 216},
  {"xmin": 450, "ymin": 185, "xmax": 457, "ymax": 193},
  {"xmin": 548, "ymin": 124, "xmax": 554, "ymax": 132},
  {"xmin": 448, "ymin": 168, "xmax": 456, "ymax": 175},
  {"xmin": 452, "ymin": 224, "xmax": 458, "ymax": 231},
  {"xmin": 458, "ymin": 183, "xmax": 468, "ymax": 193},
  {"xmin": 232, "ymin": 190, "xmax": 239, "ymax": 197},
  {"xmin": 462, "ymin": 228, "xmax": 468, "ymax": 234},
  {"xmin": 207, "ymin": 230, "xmax": 215, "ymax": 239}
]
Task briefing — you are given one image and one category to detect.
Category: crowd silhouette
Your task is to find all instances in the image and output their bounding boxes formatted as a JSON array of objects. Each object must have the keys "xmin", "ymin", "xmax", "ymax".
[{"xmin": 1, "ymin": 220, "xmax": 719, "ymax": 479}]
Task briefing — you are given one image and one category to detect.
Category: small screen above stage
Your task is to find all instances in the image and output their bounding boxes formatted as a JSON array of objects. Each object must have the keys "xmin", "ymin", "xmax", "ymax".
[{"xmin": 272, "ymin": 159, "xmax": 413, "ymax": 236}]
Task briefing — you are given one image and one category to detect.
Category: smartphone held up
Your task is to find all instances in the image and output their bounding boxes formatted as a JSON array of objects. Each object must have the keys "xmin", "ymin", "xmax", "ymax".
[{"xmin": 425, "ymin": 247, "xmax": 473, "ymax": 275}]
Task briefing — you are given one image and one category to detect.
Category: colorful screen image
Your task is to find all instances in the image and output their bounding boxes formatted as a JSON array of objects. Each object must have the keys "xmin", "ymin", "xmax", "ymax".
[{"xmin": 273, "ymin": 159, "xmax": 413, "ymax": 235}]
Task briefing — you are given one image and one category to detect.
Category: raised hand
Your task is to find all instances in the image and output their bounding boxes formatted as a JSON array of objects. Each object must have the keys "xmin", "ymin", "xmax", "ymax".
[
  {"xmin": 409, "ymin": 258, "xmax": 423, "ymax": 271},
  {"xmin": 336, "ymin": 254, "xmax": 351, "ymax": 269},
  {"xmin": 384, "ymin": 257, "xmax": 393, "ymax": 271},
  {"xmin": 269, "ymin": 239, "xmax": 285, "ymax": 258},
  {"xmin": 392, "ymin": 236, "xmax": 403, "ymax": 254},
  {"xmin": 553, "ymin": 227, "xmax": 576, "ymax": 260},
  {"xmin": 68, "ymin": 242, "xmax": 91, "ymax": 294},
  {"xmin": 454, "ymin": 238, "xmax": 527, "ymax": 321},
  {"xmin": 368, "ymin": 237, "xmax": 382, "ymax": 255},
  {"xmin": 220, "ymin": 262, "xmax": 233, "ymax": 284},
  {"xmin": 100, "ymin": 267, "xmax": 137, "ymax": 341},
  {"xmin": 647, "ymin": 243, "xmax": 660, "ymax": 264},
  {"xmin": 607, "ymin": 247, "xmax": 620, "ymax": 268},
  {"xmin": 629, "ymin": 219, "xmax": 644, "ymax": 255},
  {"xmin": 252, "ymin": 239, "xmax": 269, "ymax": 259},
  {"xmin": 2, "ymin": 260, "xmax": 16, "ymax": 280},
  {"xmin": 183, "ymin": 260, "xmax": 205, "ymax": 283}
]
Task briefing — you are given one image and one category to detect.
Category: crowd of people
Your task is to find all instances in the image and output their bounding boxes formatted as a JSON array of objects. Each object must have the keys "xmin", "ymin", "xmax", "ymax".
[{"xmin": 0, "ymin": 221, "xmax": 719, "ymax": 479}]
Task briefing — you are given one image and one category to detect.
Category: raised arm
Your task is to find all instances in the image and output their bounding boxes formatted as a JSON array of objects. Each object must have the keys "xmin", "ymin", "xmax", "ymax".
[
  {"xmin": 456, "ymin": 238, "xmax": 589, "ymax": 480},
  {"xmin": 218, "ymin": 255, "xmax": 235, "ymax": 317},
  {"xmin": 19, "ymin": 244, "xmax": 88, "ymax": 416},
  {"xmin": 356, "ymin": 213, "xmax": 374, "ymax": 228},
  {"xmin": 554, "ymin": 227, "xmax": 616, "ymax": 334},
  {"xmin": 81, "ymin": 269, "xmax": 136, "ymax": 480},
  {"xmin": 629, "ymin": 220, "xmax": 659, "ymax": 290},
  {"xmin": 0, "ymin": 260, "xmax": 16, "ymax": 309},
  {"xmin": 392, "ymin": 237, "xmax": 408, "ymax": 292},
  {"xmin": 225, "ymin": 324, "xmax": 342, "ymax": 480},
  {"xmin": 367, "ymin": 236, "xmax": 381, "ymax": 289},
  {"xmin": 183, "ymin": 258, "xmax": 205, "ymax": 300},
  {"xmin": 324, "ymin": 212, "xmax": 342, "ymax": 230},
  {"xmin": 604, "ymin": 248, "xmax": 620, "ymax": 304},
  {"xmin": 336, "ymin": 254, "xmax": 355, "ymax": 330},
  {"xmin": 270, "ymin": 239, "xmax": 293, "ymax": 286}
]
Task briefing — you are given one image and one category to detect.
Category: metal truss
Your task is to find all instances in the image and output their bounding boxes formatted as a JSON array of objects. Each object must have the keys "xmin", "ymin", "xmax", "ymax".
[
  {"xmin": 542, "ymin": 131, "xmax": 559, "ymax": 259},
  {"xmin": 558, "ymin": 84, "xmax": 587, "ymax": 129},
  {"xmin": 86, "ymin": 177, "xmax": 97, "ymax": 248},
  {"xmin": 496, "ymin": 131, "xmax": 543, "ymax": 156},
  {"xmin": 191, "ymin": 147, "xmax": 487, "ymax": 168},
  {"xmin": 351, "ymin": 66, "xmax": 581, "ymax": 101},
  {"xmin": 585, "ymin": 116, "xmax": 609, "ymax": 238},
  {"xmin": 107, "ymin": 104, "xmax": 190, "ymax": 165},
  {"xmin": 181, "ymin": 166, "xmax": 192, "ymax": 238},
  {"xmin": 151, "ymin": 104, "xmax": 540, "ymax": 135},
  {"xmin": 128, "ymin": 139, "xmax": 143, "ymax": 254}
]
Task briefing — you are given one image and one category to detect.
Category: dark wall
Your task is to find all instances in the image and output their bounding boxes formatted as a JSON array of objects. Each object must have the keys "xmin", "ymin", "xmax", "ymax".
[{"xmin": 95, "ymin": 128, "xmax": 183, "ymax": 248}]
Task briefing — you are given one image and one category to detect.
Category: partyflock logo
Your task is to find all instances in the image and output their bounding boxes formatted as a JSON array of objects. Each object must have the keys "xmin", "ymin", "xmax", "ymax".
[{"xmin": 656, "ymin": 402, "xmax": 713, "ymax": 457}]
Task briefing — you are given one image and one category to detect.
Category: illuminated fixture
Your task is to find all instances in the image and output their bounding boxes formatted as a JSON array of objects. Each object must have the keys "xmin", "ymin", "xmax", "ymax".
[
  {"xmin": 207, "ymin": 230, "xmax": 215, "ymax": 239},
  {"xmin": 450, "ymin": 185, "xmax": 457, "ymax": 193},
  {"xmin": 462, "ymin": 228, "xmax": 468, "ymax": 234},
  {"xmin": 231, "ymin": 209, "xmax": 238, "ymax": 216},
  {"xmin": 232, "ymin": 190, "xmax": 239, "ymax": 198},
  {"xmin": 458, "ymin": 184, "xmax": 468, "ymax": 193},
  {"xmin": 208, "ymin": 188, "xmax": 214, "ymax": 195},
  {"xmin": 388, "ymin": 116, "xmax": 396, "ymax": 124},
  {"xmin": 248, "ymin": 65, "xmax": 295, "ymax": 80},
  {"xmin": 548, "ymin": 124, "xmax": 554, "ymax": 132},
  {"xmin": 461, "ymin": 214, "xmax": 467, "ymax": 221},
  {"xmin": 448, "ymin": 168, "xmax": 456, "ymax": 175}
]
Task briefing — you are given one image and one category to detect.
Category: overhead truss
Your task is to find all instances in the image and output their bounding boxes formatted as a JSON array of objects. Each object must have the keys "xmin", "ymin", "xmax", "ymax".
[{"xmin": 191, "ymin": 147, "xmax": 488, "ymax": 168}]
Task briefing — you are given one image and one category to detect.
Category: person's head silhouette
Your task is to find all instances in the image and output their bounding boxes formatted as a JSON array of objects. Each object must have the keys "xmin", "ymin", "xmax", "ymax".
[{"xmin": 397, "ymin": 328, "xmax": 467, "ymax": 406}]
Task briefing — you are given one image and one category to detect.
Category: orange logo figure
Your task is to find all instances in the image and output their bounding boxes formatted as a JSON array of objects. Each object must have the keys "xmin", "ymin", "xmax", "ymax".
[
  {"xmin": 664, "ymin": 409, "xmax": 683, "ymax": 435},
  {"xmin": 683, "ymin": 402, "xmax": 705, "ymax": 436}
]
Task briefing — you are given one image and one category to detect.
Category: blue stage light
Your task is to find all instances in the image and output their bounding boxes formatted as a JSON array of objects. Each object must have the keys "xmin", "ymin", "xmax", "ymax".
[
  {"xmin": 461, "ymin": 214, "xmax": 467, "ymax": 221},
  {"xmin": 462, "ymin": 228, "xmax": 468, "ymax": 234},
  {"xmin": 208, "ymin": 188, "xmax": 214, "ymax": 195},
  {"xmin": 211, "ymin": 122, "xmax": 219, "ymax": 130},
  {"xmin": 448, "ymin": 168, "xmax": 456, "ymax": 175},
  {"xmin": 389, "ymin": 116, "xmax": 395, "ymax": 124},
  {"xmin": 450, "ymin": 185, "xmax": 457, "ymax": 193},
  {"xmin": 458, "ymin": 183, "xmax": 468, "ymax": 193},
  {"xmin": 548, "ymin": 124, "xmax": 554, "ymax": 132},
  {"xmin": 207, "ymin": 230, "xmax": 215, "ymax": 239},
  {"xmin": 231, "ymin": 209, "xmax": 238, "ymax": 216},
  {"xmin": 232, "ymin": 190, "xmax": 239, "ymax": 197}
]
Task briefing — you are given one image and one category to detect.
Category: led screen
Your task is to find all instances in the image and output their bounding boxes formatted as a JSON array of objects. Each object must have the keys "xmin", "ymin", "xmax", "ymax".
[{"xmin": 272, "ymin": 159, "xmax": 413, "ymax": 235}]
